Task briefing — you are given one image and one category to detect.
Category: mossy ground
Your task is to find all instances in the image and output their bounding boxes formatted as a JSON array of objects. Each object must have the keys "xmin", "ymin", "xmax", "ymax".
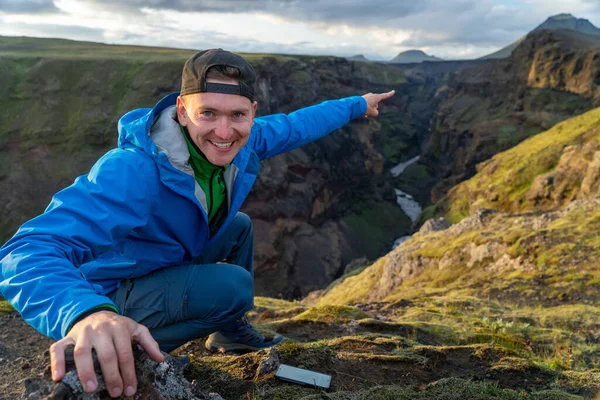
[{"xmin": 176, "ymin": 295, "xmax": 600, "ymax": 399}]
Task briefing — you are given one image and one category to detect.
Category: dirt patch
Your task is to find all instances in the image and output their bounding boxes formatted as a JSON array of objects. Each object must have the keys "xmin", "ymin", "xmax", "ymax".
[{"xmin": 0, "ymin": 311, "xmax": 54, "ymax": 399}]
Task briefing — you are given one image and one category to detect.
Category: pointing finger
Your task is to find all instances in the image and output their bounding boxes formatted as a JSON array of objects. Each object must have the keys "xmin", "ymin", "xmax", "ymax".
[{"xmin": 378, "ymin": 90, "xmax": 395, "ymax": 101}]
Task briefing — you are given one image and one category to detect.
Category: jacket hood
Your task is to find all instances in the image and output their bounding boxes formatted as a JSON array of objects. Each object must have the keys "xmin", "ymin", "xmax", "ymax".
[{"xmin": 117, "ymin": 92, "xmax": 180, "ymax": 155}]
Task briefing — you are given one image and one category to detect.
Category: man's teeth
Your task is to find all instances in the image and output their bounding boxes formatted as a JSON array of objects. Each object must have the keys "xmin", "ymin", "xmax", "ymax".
[{"xmin": 211, "ymin": 141, "xmax": 233, "ymax": 149}]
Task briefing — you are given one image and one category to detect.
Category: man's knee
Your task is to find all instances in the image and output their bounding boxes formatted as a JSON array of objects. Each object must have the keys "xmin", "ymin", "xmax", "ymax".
[
  {"xmin": 232, "ymin": 212, "xmax": 252, "ymax": 236},
  {"xmin": 186, "ymin": 263, "xmax": 253, "ymax": 320},
  {"xmin": 228, "ymin": 264, "xmax": 254, "ymax": 310}
]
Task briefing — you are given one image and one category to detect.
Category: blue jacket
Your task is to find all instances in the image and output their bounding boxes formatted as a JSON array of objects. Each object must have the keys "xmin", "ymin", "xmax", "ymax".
[{"xmin": 0, "ymin": 92, "xmax": 366, "ymax": 339}]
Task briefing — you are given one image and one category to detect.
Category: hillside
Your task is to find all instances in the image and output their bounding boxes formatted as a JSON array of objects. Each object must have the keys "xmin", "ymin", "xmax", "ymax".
[
  {"xmin": 483, "ymin": 13, "xmax": 600, "ymax": 59},
  {"xmin": 437, "ymin": 106, "xmax": 600, "ymax": 222},
  {"xmin": 271, "ymin": 107, "xmax": 600, "ymax": 399},
  {"xmin": 409, "ymin": 29, "xmax": 600, "ymax": 206}
]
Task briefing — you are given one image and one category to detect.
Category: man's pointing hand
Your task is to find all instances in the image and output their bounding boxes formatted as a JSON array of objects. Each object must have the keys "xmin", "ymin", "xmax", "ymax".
[{"xmin": 362, "ymin": 90, "xmax": 395, "ymax": 118}]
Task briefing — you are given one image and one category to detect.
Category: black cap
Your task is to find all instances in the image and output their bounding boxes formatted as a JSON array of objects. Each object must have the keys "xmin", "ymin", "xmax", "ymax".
[{"xmin": 180, "ymin": 48, "xmax": 256, "ymax": 102}]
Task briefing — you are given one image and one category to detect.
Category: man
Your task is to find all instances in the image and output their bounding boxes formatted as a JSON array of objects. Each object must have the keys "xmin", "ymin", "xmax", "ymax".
[{"xmin": 0, "ymin": 48, "xmax": 394, "ymax": 397}]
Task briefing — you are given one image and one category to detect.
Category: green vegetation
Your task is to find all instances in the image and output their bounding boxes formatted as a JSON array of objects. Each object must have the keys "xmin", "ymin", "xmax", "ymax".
[
  {"xmin": 0, "ymin": 300, "xmax": 13, "ymax": 314},
  {"xmin": 343, "ymin": 202, "xmax": 411, "ymax": 260},
  {"xmin": 353, "ymin": 61, "xmax": 407, "ymax": 85},
  {"xmin": 0, "ymin": 36, "xmax": 313, "ymax": 63},
  {"xmin": 293, "ymin": 305, "xmax": 371, "ymax": 324},
  {"xmin": 183, "ymin": 294, "xmax": 599, "ymax": 399},
  {"xmin": 440, "ymin": 106, "xmax": 600, "ymax": 221},
  {"xmin": 254, "ymin": 297, "xmax": 301, "ymax": 312},
  {"xmin": 315, "ymin": 257, "xmax": 387, "ymax": 306}
]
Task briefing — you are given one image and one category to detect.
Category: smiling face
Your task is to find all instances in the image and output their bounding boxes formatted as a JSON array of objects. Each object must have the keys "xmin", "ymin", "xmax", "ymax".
[{"xmin": 176, "ymin": 79, "xmax": 257, "ymax": 166}]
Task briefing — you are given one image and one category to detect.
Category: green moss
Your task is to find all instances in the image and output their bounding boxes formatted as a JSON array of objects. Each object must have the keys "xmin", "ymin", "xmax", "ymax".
[
  {"xmin": 419, "ymin": 205, "xmax": 437, "ymax": 224},
  {"xmin": 517, "ymin": 304, "xmax": 600, "ymax": 332},
  {"xmin": 296, "ymin": 378, "xmax": 585, "ymax": 400},
  {"xmin": 412, "ymin": 230, "xmax": 481, "ymax": 259},
  {"xmin": 254, "ymin": 297, "xmax": 301, "ymax": 312},
  {"xmin": 0, "ymin": 300, "xmax": 13, "ymax": 314},
  {"xmin": 278, "ymin": 342, "xmax": 304, "ymax": 357},
  {"xmin": 293, "ymin": 305, "xmax": 371, "ymax": 324}
]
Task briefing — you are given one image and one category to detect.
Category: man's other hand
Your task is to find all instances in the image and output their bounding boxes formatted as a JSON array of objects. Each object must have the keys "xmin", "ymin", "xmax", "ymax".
[
  {"xmin": 362, "ymin": 90, "xmax": 395, "ymax": 118},
  {"xmin": 49, "ymin": 311, "xmax": 164, "ymax": 398}
]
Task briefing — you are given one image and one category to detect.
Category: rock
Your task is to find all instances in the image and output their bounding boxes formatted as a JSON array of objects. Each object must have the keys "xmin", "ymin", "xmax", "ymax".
[
  {"xmin": 22, "ymin": 345, "xmax": 222, "ymax": 400},
  {"xmin": 190, "ymin": 381, "xmax": 225, "ymax": 400},
  {"xmin": 343, "ymin": 257, "xmax": 370, "ymax": 275},
  {"xmin": 581, "ymin": 151, "xmax": 600, "ymax": 198},
  {"xmin": 416, "ymin": 217, "xmax": 451, "ymax": 236},
  {"xmin": 301, "ymin": 289, "xmax": 325, "ymax": 305},
  {"xmin": 255, "ymin": 348, "xmax": 281, "ymax": 379}
]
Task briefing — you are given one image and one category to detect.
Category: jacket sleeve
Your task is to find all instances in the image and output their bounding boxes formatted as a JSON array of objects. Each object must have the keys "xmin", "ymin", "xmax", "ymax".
[
  {"xmin": 0, "ymin": 148, "xmax": 156, "ymax": 340},
  {"xmin": 249, "ymin": 96, "xmax": 367, "ymax": 160}
]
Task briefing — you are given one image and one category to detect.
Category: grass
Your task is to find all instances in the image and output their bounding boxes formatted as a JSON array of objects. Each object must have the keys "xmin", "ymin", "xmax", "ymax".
[
  {"xmin": 254, "ymin": 297, "xmax": 301, "ymax": 312},
  {"xmin": 184, "ymin": 293, "xmax": 600, "ymax": 399},
  {"xmin": 293, "ymin": 305, "xmax": 371, "ymax": 324},
  {"xmin": 440, "ymin": 106, "xmax": 600, "ymax": 221},
  {"xmin": 316, "ymin": 256, "xmax": 387, "ymax": 306},
  {"xmin": 0, "ymin": 35, "xmax": 316, "ymax": 63},
  {"xmin": 302, "ymin": 290, "xmax": 600, "ymax": 372},
  {"xmin": 0, "ymin": 300, "xmax": 13, "ymax": 314}
]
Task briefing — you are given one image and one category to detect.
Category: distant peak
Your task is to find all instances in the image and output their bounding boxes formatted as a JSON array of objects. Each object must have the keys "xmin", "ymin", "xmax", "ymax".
[
  {"xmin": 481, "ymin": 13, "xmax": 600, "ymax": 60},
  {"xmin": 549, "ymin": 13, "xmax": 575, "ymax": 20},
  {"xmin": 391, "ymin": 49, "xmax": 443, "ymax": 63},
  {"xmin": 533, "ymin": 13, "xmax": 600, "ymax": 36},
  {"xmin": 399, "ymin": 50, "xmax": 427, "ymax": 55},
  {"xmin": 346, "ymin": 54, "xmax": 369, "ymax": 61}
]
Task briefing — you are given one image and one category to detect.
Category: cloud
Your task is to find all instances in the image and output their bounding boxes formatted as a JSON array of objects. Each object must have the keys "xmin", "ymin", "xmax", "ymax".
[
  {"xmin": 4, "ymin": 0, "xmax": 600, "ymax": 61},
  {"xmin": 0, "ymin": 18, "xmax": 104, "ymax": 42},
  {"xmin": 72, "ymin": 0, "xmax": 548, "ymax": 52},
  {"xmin": 78, "ymin": 0, "xmax": 423, "ymax": 25},
  {"xmin": 0, "ymin": 0, "xmax": 59, "ymax": 13},
  {"xmin": 111, "ymin": 26, "xmax": 372, "ymax": 60}
]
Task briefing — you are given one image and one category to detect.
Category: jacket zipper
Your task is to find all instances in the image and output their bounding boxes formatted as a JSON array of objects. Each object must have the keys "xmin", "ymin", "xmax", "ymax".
[{"xmin": 208, "ymin": 168, "xmax": 218, "ymax": 219}]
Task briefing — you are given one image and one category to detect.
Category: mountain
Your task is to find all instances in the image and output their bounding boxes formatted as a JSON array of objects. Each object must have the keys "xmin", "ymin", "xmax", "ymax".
[
  {"xmin": 406, "ymin": 29, "xmax": 600, "ymax": 208},
  {"xmin": 533, "ymin": 13, "xmax": 600, "ymax": 36},
  {"xmin": 391, "ymin": 50, "xmax": 443, "ymax": 64},
  {"xmin": 483, "ymin": 13, "xmax": 600, "ymax": 59},
  {"xmin": 346, "ymin": 54, "xmax": 368, "ymax": 61}
]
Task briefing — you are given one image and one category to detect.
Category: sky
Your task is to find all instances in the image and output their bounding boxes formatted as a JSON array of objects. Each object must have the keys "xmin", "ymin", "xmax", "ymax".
[{"xmin": 0, "ymin": 0, "xmax": 599, "ymax": 60}]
